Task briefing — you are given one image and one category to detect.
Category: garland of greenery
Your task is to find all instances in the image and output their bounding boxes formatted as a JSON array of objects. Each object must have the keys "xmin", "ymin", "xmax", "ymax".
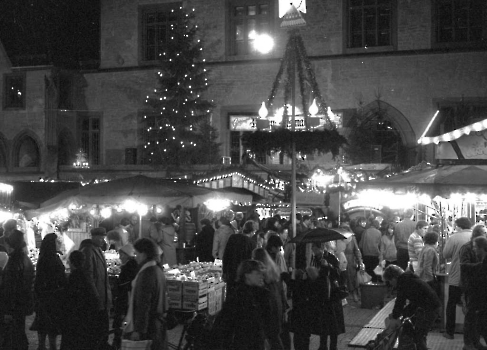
[
  {"xmin": 264, "ymin": 29, "xmax": 334, "ymax": 129},
  {"xmin": 242, "ymin": 128, "xmax": 347, "ymax": 158}
]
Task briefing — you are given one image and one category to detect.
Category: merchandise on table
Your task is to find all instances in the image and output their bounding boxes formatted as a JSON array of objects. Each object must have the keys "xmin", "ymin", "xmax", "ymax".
[
  {"xmin": 165, "ymin": 260, "xmax": 225, "ymax": 313},
  {"xmin": 105, "ymin": 249, "xmax": 122, "ymax": 276}
]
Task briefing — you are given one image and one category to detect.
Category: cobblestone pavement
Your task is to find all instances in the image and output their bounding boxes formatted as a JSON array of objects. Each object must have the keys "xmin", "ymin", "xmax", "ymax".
[{"xmin": 26, "ymin": 297, "xmax": 379, "ymax": 350}]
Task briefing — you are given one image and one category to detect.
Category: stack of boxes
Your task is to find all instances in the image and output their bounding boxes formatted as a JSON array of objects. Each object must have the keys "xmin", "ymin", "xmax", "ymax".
[
  {"xmin": 207, "ymin": 280, "xmax": 226, "ymax": 315},
  {"xmin": 167, "ymin": 278, "xmax": 226, "ymax": 313},
  {"xmin": 165, "ymin": 261, "xmax": 226, "ymax": 313}
]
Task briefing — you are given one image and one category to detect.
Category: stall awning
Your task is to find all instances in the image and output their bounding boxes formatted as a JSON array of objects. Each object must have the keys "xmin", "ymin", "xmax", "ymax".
[{"xmin": 356, "ymin": 164, "xmax": 487, "ymax": 197}]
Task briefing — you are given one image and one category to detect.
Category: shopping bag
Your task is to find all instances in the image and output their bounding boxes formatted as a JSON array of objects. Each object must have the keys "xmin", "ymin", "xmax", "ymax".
[
  {"xmin": 373, "ymin": 265, "xmax": 384, "ymax": 277},
  {"xmin": 357, "ymin": 270, "xmax": 372, "ymax": 284},
  {"xmin": 121, "ymin": 339, "xmax": 152, "ymax": 350}
]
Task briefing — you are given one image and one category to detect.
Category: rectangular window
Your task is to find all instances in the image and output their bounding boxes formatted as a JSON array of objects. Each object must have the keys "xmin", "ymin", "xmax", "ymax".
[
  {"xmin": 347, "ymin": 0, "xmax": 393, "ymax": 49},
  {"xmin": 140, "ymin": 3, "xmax": 181, "ymax": 62},
  {"xmin": 433, "ymin": 0, "xmax": 486, "ymax": 46},
  {"xmin": 229, "ymin": 1, "xmax": 272, "ymax": 56},
  {"xmin": 78, "ymin": 114, "xmax": 101, "ymax": 165},
  {"xmin": 3, "ymin": 73, "xmax": 25, "ymax": 109}
]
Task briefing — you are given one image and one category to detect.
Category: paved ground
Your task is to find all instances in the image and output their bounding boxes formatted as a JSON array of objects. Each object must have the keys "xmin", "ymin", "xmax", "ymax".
[{"xmin": 25, "ymin": 297, "xmax": 378, "ymax": 350}]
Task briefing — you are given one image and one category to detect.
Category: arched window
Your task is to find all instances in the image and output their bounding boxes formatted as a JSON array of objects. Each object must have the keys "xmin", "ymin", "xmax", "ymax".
[{"xmin": 17, "ymin": 136, "xmax": 40, "ymax": 168}]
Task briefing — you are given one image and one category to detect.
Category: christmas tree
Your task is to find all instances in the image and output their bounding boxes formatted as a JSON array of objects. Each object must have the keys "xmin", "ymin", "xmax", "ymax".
[{"xmin": 142, "ymin": 7, "xmax": 220, "ymax": 167}]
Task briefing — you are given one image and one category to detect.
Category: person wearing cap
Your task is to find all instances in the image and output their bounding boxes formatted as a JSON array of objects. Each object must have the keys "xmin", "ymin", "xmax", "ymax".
[
  {"xmin": 113, "ymin": 243, "xmax": 138, "ymax": 348},
  {"xmin": 80, "ymin": 226, "xmax": 112, "ymax": 349},
  {"xmin": 0, "ymin": 229, "xmax": 35, "ymax": 350}
]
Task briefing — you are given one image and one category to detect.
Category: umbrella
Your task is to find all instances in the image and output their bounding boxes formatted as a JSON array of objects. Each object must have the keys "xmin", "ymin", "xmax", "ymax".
[{"xmin": 290, "ymin": 227, "xmax": 350, "ymax": 244}]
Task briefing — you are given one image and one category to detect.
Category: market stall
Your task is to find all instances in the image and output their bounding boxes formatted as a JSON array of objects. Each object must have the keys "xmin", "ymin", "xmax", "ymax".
[{"xmin": 25, "ymin": 175, "xmax": 252, "ymax": 254}]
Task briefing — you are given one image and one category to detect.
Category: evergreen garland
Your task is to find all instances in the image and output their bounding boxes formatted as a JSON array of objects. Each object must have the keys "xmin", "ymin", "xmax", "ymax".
[
  {"xmin": 242, "ymin": 128, "xmax": 347, "ymax": 158},
  {"xmin": 142, "ymin": 7, "xmax": 220, "ymax": 166}
]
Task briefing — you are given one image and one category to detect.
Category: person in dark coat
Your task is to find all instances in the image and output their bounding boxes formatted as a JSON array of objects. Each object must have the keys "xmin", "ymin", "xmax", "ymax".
[
  {"xmin": 33, "ymin": 233, "xmax": 67, "ymax": 350},
  {"xmin": 112, "ymin": 243, "xmax": 139, "ymax": 349},
  {"xmin": 0, "ymin": 230, "xmax": 35, "ymax": 350},
  {"xmin": 288, "ymin": 268, "xmax": 328, "ymax": 350},
  {"xmin": 212, "ymin": 259, "xmax": 270, "ymax": 350},
  {"xmin": 383, "ymin": 264, "xmax": 441, "ymax": 350},
  {"xmin": 61, "ymin": 250, "xmax": 99, "ymax": 350},
  {"xmin": 195, "ymin": 219, "xmax": 215, "ymax": 262},
  {"xmin": 80, "ymin": 227, "xmax": 112, "ymax": 349},
  {"xmin": 222, "ymin": 220, "xmax": 255, "ymax": 297},
  {"xmin": 124, "ymin": 238, "xmax": 168, "ymax": 350}
]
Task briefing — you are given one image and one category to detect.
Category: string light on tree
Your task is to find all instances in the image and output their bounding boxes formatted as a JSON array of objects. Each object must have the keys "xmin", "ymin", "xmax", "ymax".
[{"xmin": 142, "ymin": 5, "xmax": 220, "ymax": 166}]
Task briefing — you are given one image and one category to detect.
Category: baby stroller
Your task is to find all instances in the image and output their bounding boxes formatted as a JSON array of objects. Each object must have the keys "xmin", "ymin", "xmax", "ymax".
[{"xmin": 365, "ymin": 311, "xmax": 419, "ymax": 350}]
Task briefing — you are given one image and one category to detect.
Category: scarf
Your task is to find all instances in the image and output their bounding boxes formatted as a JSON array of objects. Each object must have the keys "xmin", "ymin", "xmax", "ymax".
[{"xmin": 123, "ymin": 260, "xmax": 157, "ymax": 333}]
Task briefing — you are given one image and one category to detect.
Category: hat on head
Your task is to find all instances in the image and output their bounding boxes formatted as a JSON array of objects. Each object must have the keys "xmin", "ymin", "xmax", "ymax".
[
  {"xmin": 119, "ymin": 243, "xmax": 135, "ymax": 257},
  {"xmin": 90, "ymin": 227, "xmax": 107, "ymax": 236},
  {"xmin": 5, "ymin": 230, "xmax": 26, "ymax": 250}
]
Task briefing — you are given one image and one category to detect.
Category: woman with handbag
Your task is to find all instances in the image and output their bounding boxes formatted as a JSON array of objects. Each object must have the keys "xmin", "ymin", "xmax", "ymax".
[
  {"xmin": 123, "ymin": 238, "xmax": 168, "ymax": 350},
  {"xmin": 33, "ymin": 233, "xmax": 67, "ymax": 350},
  {"xmin": 0, "ymin": 230, "xmax": 35, "ymax": 350}
]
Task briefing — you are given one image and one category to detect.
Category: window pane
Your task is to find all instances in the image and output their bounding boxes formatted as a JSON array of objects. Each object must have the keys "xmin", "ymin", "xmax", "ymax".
[
  {"xmin": 235, "ymin": 22, "xmax": 244, "ymax": 40},
  {"xmin": 235, "ymin": 6, "xmax": 245, "ymax": 16},
  {"xmin": 248, "ymin": 6, "xmax": 256, "ymax": 16},
  {"xmin": 259, "ymin": 4, "xmax": 269, "ymax": 15}
]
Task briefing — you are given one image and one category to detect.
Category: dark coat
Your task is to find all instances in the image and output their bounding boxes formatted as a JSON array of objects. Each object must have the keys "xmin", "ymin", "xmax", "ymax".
[
  {"xmin": 33, "ymin": 252, "xmax": 66, "ymax": 334},
  {"xmin": 61, "ymin": 268, "xmax": 99, "ymax": 350},
  {"xmin": 222, "ymin": 234, "xmax": 254, "ymax": 294},
  {"xmin": 212, "ymin": 283, "xmax": 270, "ymax": 350},
  {"xmin": 0, "ymin": 250, "xmax": 35, "ymax": 316},
  {"xmin": 114, "ymin": 258, "xmax": 138, "ymax": 319},
  {"xmin": 80, "ymin": 239, "xmax": 112, "ymax": 311},
  {"xmin": 392, "ymin": 271, "xmax": 442, "ymax": 319},
  {"xmin": 289, "ymin": 251, "xmax": 345, "ymax": 336},
  {"xmin": 131, "ymin": 263, "xmax": 168, "ymax": 350},
  {"xmin": 195, "ymin": 225, "xmax": 215, "ymax": 262}
]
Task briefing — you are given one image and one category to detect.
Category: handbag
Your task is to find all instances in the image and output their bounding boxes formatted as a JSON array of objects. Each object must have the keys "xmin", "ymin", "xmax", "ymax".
[
  {"xmin": 357, "ymin": 270, "xmax": 372, "ymax": 285},
  {"xmin": 121, "ymin": 339, "xmax": 152, "ymax": 350},
  {"xmin": 331, "ymin": 280, "xmax": 349, "ymax": 299},
  {"xmin": 162, "ymin": 309, "xmax": 179, "ymax": 330}
]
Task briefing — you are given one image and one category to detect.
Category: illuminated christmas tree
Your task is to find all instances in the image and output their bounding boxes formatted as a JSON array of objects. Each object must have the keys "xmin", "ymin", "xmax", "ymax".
[{"xmin": 142, "ymin": 7, "xmax": 220, "ymax": 166}]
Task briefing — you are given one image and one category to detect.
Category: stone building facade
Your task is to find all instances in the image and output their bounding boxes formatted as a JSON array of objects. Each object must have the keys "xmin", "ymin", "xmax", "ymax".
[{"xmin": 1, "ymin": 0, "xmax": 486, "ymax": 182}]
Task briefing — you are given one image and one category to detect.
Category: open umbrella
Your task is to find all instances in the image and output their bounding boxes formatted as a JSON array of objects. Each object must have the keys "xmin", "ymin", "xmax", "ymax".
[{"xmin": 290, "ymin": 227, "xmax": 350, "ymax": 244}]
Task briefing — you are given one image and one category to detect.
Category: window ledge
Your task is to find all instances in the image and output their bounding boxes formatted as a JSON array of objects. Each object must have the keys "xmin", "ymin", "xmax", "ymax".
[{"xmin": 344, "ymin": 46, "xmax": 395, "ymax": 54}]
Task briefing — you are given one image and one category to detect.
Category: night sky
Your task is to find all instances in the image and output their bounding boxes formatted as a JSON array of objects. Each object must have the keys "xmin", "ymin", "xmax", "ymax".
[{"xmin": 0, "ymin": 0, "xmax": 100, "ymax": 68}]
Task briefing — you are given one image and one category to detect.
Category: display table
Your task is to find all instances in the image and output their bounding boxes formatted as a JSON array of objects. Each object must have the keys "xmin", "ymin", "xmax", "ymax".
[{"xmin": 437, "ymin": 273, "xmax": 464, "ymax": 333}]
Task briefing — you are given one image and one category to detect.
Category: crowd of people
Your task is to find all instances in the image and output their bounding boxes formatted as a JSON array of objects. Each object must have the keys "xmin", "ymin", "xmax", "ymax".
[{"xmin": 1, "ymin": 208, "xmax": 487, "ymax": 350}]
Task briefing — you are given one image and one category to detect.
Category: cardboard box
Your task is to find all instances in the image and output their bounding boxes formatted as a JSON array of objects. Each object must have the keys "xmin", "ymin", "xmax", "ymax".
[
  {"xmin": 168, "ymin": 298, "xmax": 182, "ymax": 309},
  {"xmin": 167, "ymin": 279, "xmax": 183, "ymax": 294},
  {"xmin": 183, "ymin": 294, "xmax": 207, "ymax": 303},
  {"xmin": 183, "ymin": 280, "xmax": 208, "ymax": 297},
  {"xmin": 168, "ymin": 291, "xmax": 182, "ymax": 301},
  {"xmin": 182, "ymin": 296, "xmax": 208, "ymax": 311}
]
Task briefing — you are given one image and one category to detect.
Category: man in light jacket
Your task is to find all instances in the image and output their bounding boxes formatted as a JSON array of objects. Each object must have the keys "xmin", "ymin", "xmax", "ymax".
[{"xmin": 212, "ymin": 217, "xmax": 234, "ymax": 260}]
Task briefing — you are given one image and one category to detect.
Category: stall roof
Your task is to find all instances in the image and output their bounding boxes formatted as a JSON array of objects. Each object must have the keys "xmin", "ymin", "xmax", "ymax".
[
  {"xmin": 25, "ymin": 175, "xmax": 253, "ymax": 219},
  {"xmin": 356, "ymin": 164, "xmax": 487, "ymax": 197},
  {"xmin": 9, "ymin": 181, "xmax": 81, "ymax": 209}
]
